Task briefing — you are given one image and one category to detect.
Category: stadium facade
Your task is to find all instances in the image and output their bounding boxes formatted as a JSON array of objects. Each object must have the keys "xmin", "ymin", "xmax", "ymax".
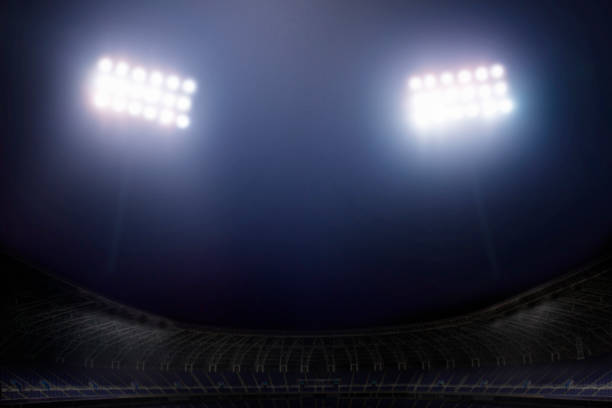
[{"xmin": 2, "ymin": 254, "xmax": 612, "ymax": 407}]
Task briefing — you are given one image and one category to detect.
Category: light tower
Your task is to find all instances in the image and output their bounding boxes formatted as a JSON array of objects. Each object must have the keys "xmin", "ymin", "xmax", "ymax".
[
  {"xmin": 406, "ymin": 63, "xmax": 513, "ymax": 131},
  {"xmin": 90, "ymin": 56, "xmax": 197, "ymax": 130}
]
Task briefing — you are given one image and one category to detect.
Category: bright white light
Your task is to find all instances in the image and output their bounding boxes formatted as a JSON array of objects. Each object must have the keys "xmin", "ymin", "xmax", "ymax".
[
  {"xmin": 162, "ymin": 93, "xmax": 177, "ymax": 108},
  {"xmin": 411, "ymin": 93, "xmax": 426, "ymax": 106},
  {"xmin": 448, "ymin": 106, "xmax": 464, "ymax": 121},
  {"xmin": 176, "ymin": 115, "xmax": 190, "ymax": 129},
  {"xmin": 114, "ymin": 79, "xmax": 129, "ymax": 96},
  {"xmin": 499, "ymin": 99, "xmax": 514, "ymax": 113},
  {"xmin": 145, "ymin": 89, "xmax": 161, "ymax": 103},
  {"xmin": 465, "ymin": 104, "xmax": 480, "ymax": 118},
  {"xmin": 490, "ymin": 64, "xmax": 504, "ymax": 78},
  {"xmin": 479, "ymin": 85, "xmax": 492, "ymax": 98},
  {"xmin": 115, "ymin": 61, "xmax": 130, "ymax": 76},
  {"xmin": 424, "ymin": 75, "xmax": 437, "ymax": 88},
  {"xmin": 429, "ymin": 90, "xmax": 442, "ymax": 105},
  {"xmin": 407, "ymin": 63, "xmax": 512, "ymax": 130},
  {"xmin": 94, "ymin": 76, "xmax": 113, "ymax": 93},
  {"xmin": 409, "ymin": 77, "xmax": 422, "ymax": 91},
  {"xmin": 143, "ymin": 106, "xmax": 158, "ymax": 120},
  {"xmin": 462, "ymin": 86, "xmax": 475, "ymax": 101},
  {"xmin": 111, "ymin": 98, "xmax": 127, "ymax": 112},
  {"xmin": 177, "ymin": 97, "xmax": 191, "ymax": 111},
  {"xmin": 90, "ymin": 56, "xmax": 195, "ymax": 129},
  {"xmin": 150, "ymin": 71, "xmax": 164, "ymax": 86},
  {"xmin": 160, "ymin": 110, "xmax": 176, "ymax": 125},
  {"xmin": 93, "ymin": 93, "xmax": 110, "ymax": 108},
  {"xmin": 132, "ymin": 67, "xmax": 147, "ymax": 82},
  {"xmin": 98, "ymin": 58, "xmax": 113, "ymax": 73},
  {"xmin": 458, "ymin": 70, "xmax": 472, "ymax": 83},
  {"xmin": 130, "ymin": 85, "xmax": 146, "ymax": 100},
  {"xmin": 475, "ymin": 67, "xmax": 488, "ymax": 81},
  {"xmin": 440, "ymin": 72, "xmax": 454, "ymax": 85},
  {"xmin": 481, "ymin": 100, "xmax": 498, "ymax": 117},
  {"xmin": 433, "ymin": 109, "xmax": 448, "ymax": 124},
  {"xmin": 182, "ymin": 79, "xmax": 197, "ymax": 94},
  {"xmin": 128, "ymin": 102, "xmax": 143, "ymax": 116},
  {"xmin": 444, "ymin": 87, "xmax": 458, "ymax": 102},
  {"xmin": 494, "ymin": 82, "xmax": 508, "ymax": 95},
  {"xmin": 166, "ymin": 76, "xmax": 180, "ymax": 91}
]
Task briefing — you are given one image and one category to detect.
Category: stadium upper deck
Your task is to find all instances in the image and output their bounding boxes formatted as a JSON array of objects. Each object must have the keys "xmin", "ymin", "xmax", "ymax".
[{"xmin": 2, "ymin": 253, "xmax": 612, "ymax": 373}]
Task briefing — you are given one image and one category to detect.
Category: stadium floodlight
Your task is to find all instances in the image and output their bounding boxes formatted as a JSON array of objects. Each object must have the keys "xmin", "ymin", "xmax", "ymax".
[
  {"xmin": 407, "ymin": 63, "xmax": 513, "ymax": 130},
  {"xmin": 89, "ymin": 56, "xmax": 197, "ymax": 129}
]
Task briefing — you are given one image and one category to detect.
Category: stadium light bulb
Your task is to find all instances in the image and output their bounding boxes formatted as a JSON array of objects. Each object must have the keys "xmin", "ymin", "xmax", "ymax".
[
  {"xmin": 111, "ymin": 98, "xmax": 127, "ymax": 112},
  {"xmin": 475, "ymin": 67, "xmax": 488, "ymax": 81},
  {"xmin": 128, "ymin": 102, "xmax": 143, "ymax": 116},
  {"xmin": 182, "ymin": 79, "xmax": 197, "ymax": 94},
  {"xmin": 98, "ymin": 58, "xmax": 113, "ymax": 73},
  {"xmin": 462, "ymin": 86, "xmax": 475, "ymax": 101},
  {"xmin": 440, "ymin": 72, "xmax": 454, "ymax": 85},
  {"xmin": 159, "ymin": 110, "xmax": 176, "ymax": 125},
  {"xmin": 479, "ymin": 85, "xmax": 492, "ymax": 98},
  {"xmin": 458, "ymin": 70, "xmax": 472, "ymax": 83},
  {"xmin": 115, "ymin": 61, "xmax": 130, "ymax": 76},
  {"xmin": 481, "ymin": 100, "xmax": 498, "ymax": 117},
  {"xmin": 143, "ymin": 106, "xmax": 158, "ymax": 120},
  {"xmin": 490, "ymin": 64, "xmax": 504, "ymax": 78},
  {"xmin": 424, "ymin": 75, "xmax": 437, "ymax": 88},
  {"xmin": 93, "ymin": 93, "xmax": 110, "ymax": 108},
  {"xmin": 132, "ymin": 67, "xmax": 147, "ymax": 82},
  {"xmin": 176, "ymin": 115, "xmax": 190, "ymax": 129},
  {"xmin": 494, "ymin": 82, "xmax": 508, "ymax": 96},
  {"xmin": 150, "ymin": 71, "xmax": 164, "ymax": 86},
  {"xmin": 465, "ymin": 104, "xmax": 480, "ymax": 118},
  {"xmin": 407, "ymin": 63, "xmax": 513, "ymax": 130},
  {"xmin": 130, "ymin": 85, "xmax": 145, "ymax": 100},
  {"xmin": 163, "ymin": 93, "xmax": 177, "ymax": 108},
  {"xmin": 166, "ymin": 76, "xmax": 180, "ymax": 91},
  {"xmin": 145, "ymin": 89, "xmax": 161, "ymax": 103},
  {"xmin": 499, "ymin": 99, "xmax": 514, "ymax": 113},
  {"xmin": 89, "ymin": 56, "xmax": 197, "ymax": 129},
  {"xmin": 177, "ymin": 97, "xmax": 191, "ymax": 111},
  {"xmin": 409, "ymin": 77, "xmax": 422, "ymax": 91},
  {"xmin": 444, "ymin": 87, "xmax": 458, "ymax": 102}
]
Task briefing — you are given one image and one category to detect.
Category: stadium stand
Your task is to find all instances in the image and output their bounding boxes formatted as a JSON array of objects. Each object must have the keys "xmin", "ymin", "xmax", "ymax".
[{"xmin": 2, "ymin": 254, "xmax": 612, "ymax": 407}]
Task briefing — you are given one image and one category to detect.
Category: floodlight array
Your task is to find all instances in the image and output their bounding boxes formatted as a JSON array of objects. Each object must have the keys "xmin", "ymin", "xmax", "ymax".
[
  {"xmin": 407, "ymin": 64, "xmax": 513, "ymax": 130},
  {"xmin": 90, "ymin": 57, "xmax": 196, "ymax": 129}
]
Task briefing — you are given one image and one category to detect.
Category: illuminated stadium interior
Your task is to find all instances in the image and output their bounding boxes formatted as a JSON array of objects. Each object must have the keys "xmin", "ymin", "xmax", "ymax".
[{"xmin": 3, "ymin": 1, "xmax": 612, "ymax": 408}]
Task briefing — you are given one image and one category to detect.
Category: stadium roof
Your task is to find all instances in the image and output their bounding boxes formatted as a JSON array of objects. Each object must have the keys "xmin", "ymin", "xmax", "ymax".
[{"xmin": 3, "ymin": 252, "xmax": 612, "ymax": 372}]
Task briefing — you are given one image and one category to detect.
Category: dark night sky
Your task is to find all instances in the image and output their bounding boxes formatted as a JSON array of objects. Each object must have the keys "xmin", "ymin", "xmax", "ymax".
[{"xmin": 1, "ymin": 0, "xmax": 612, "ymax": 330}]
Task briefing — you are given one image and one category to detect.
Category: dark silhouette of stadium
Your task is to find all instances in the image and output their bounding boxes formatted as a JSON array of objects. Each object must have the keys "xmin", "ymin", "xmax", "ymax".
[{"xmin": 3, "ymin": 253, "xmax": 612, "ymax": 408}]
